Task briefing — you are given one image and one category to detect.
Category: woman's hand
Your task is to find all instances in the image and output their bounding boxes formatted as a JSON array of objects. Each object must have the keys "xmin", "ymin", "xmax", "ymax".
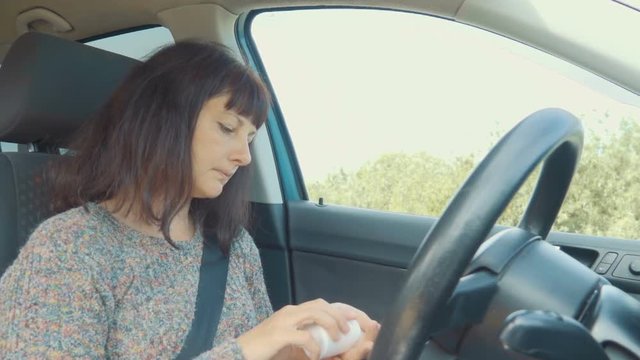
[
  {"xmin": 237, "ymin": 298, "xmax": 354, "ymax": 360},
  {"xmin": 327, "ymin": 303, "xmax": 381, "ymax": 360}
]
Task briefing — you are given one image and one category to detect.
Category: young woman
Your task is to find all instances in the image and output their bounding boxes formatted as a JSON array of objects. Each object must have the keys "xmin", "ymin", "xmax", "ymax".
[{"xmin": 0, "ymin": 40, "xmax": 379, "ymax": 359}]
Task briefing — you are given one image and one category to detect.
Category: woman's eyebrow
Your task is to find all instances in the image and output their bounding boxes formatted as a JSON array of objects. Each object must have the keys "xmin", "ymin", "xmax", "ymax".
[{"xmin": 228, "ymin": 112, "xmax": 257, "ymax": 135}]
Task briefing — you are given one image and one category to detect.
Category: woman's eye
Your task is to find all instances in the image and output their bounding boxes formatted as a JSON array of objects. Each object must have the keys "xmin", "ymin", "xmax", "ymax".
[{"xmin": 218, "ymin": 123, "xmax": 234, "ymax": 134}]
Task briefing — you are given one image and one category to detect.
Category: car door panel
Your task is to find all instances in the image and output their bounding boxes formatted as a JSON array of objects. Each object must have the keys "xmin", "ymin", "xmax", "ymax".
[
  {"xmin": 250, "ymin": 202, "xmax": 293, "ymax": 310},
  {"xmin": 253, "ymin": 200, "xmax": 640, "ymax": 320},
  {"xmin": 292, "ymin": 251, "xmax": 406, "ymax": 322},
  {"xmin": 288, "ymin": 201, "xmax": 434, "ymax": 267},
  {"xmin": 289, "ymin": 200, "xmax": 429, "ymax": 322}
]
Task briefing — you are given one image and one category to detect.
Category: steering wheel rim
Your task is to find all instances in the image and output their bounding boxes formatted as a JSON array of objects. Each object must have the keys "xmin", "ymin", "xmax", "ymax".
[{"xmin": 369, "ymin": 108, "xmax": 583, "ymax": 360}]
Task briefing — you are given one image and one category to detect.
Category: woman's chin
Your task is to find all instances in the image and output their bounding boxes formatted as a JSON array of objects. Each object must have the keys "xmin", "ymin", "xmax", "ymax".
[{"xmin": 192, "ymin": 184, "xmax": 224, "ymax": 199}]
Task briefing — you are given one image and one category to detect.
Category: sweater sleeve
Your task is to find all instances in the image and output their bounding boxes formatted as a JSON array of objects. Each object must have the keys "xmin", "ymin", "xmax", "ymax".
[
  {"xmin": 0, "ymin": 221, "xmax": 109, "ymax": 358},
  {"xmin": 193, "ymin": 339, "xmax": 246, "ymax": 359}
]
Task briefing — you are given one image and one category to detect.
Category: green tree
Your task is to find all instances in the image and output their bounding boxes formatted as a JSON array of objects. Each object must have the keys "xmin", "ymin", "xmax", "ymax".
[
  {"xmin": 307, "ymin": 116, "xmax": 640, "ymax": 239},
  {"xmin": 307, "ymin": 153, "xmax": 475, "ymax": 216}
]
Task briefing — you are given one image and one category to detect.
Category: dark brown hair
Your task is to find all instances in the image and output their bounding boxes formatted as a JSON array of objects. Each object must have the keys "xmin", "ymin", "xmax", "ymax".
[{"xmin": 50, "ymin": 40, "xmax": 270, "ymax": 253}]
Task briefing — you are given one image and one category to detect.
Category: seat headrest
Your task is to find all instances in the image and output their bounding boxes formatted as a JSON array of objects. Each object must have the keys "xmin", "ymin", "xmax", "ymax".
[{"xmin": 0, "ymin": 32, "xmax": 139, "ymax": 148}]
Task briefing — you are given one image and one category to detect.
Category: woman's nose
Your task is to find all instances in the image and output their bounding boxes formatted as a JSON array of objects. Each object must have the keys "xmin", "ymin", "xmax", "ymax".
[{"xmin": 232, "ymin": 138, "xmax": 252, "ymax": 166}]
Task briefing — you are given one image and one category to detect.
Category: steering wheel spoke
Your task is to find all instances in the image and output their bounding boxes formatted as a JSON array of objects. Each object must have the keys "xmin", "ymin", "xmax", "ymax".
[
  {"xmin": 500, "ymin": 309, "xmax": 608, "ymax": 360},
  {"xmin": 430, "ymin": 271, "xmax": 498, "ymax": 351}
]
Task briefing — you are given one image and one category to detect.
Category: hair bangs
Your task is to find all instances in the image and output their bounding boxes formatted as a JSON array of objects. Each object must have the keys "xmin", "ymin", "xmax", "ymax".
[{"xmin": 223, "ymin": 68, "xmax": 270, "ymax": 128}]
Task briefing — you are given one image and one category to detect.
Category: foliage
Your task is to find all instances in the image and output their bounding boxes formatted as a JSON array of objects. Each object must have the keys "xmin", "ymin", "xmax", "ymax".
[{"xmin": 307, "ymin": 117, "xmax": 640, "ymax": 239}]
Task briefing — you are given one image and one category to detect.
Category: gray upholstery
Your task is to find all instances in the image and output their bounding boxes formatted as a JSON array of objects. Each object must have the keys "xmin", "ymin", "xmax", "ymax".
[
  {"xmin": 0, "ymin": 153, "xmax": 56, "ymax": 274},
  {"xmin": 0, "ymin": 32, "xmax": 138, "ymax": 147},
  {"xmin": 0, "ymin": 32, "xmax": 139, "ymax": 275}
]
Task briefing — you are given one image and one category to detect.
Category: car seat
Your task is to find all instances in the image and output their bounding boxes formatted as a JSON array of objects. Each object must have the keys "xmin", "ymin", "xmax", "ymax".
[{"xmin": 0, "ymin": 32, "xmax": 138, "ymax": 275}]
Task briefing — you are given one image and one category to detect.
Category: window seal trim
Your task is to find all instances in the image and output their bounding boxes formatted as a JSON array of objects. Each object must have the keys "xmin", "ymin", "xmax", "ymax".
[
  {"xmin": 236, "ymin": 10, "xmax": 309, "ymax": 201},
  {"xmin": 79, "ymin": 24, "xmax": 164, "ymax": 44}
]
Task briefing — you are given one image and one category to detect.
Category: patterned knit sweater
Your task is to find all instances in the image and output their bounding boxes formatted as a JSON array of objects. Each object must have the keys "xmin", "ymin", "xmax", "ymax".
[{"xmin": 0, "ymin": 203, "xmax": 273, "ymax": 359}]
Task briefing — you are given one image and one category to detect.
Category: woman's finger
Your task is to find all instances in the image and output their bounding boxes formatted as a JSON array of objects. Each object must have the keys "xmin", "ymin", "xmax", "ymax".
[
  {"xmin": 294, "ymin": 328, "xmax": 321, "ymax": 360},
  {"xmin": 299, "ymin": 299, "xmax": 351, "ymax": 334},
  {"xmin": 332, "ymin": 303, "xmax": 380, "ymax": 343},
  {"xmin": 340, "ymin": 339, "xmax": 374, "ymax": 360},
  {"xmin": 287, "ymin": 301, "xmax": 350, "ymax": 341},
  {"xmin": 363, "ymin": 320, "xmax": 381, "ymax": 342},
  {"xmin": 328, "ymin": 302, "xmax": 359, "ymax": 320}
]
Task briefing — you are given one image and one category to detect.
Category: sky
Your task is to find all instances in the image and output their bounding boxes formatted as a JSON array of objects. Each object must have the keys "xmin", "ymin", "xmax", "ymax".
[
  {"xmin": 84, "ymin": 27, "xmax": 174, "ymax": 60},
  {"xmin": 250, "ymin": 9, "xmax": 640, "ymax": 181}
]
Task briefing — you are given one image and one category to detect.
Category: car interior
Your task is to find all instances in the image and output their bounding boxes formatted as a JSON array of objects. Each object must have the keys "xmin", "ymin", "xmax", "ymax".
[{"xmin": 1, "ymin": 1, "xmax": 640, "ymax": 359}]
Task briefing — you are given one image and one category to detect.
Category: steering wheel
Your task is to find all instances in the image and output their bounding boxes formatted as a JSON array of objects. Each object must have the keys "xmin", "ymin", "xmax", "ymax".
[{"xmin": 370, "ymin": 108, "xmax": 640, "ymax": 359}]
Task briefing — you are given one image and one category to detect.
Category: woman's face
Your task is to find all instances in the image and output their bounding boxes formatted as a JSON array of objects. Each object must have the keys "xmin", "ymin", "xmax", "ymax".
[{"xmin": 191, "ymin": 94, "xmax": 257, "ymax": 198}]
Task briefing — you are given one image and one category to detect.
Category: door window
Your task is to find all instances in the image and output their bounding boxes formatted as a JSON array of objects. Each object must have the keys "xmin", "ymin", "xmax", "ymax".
[{"xmin": 251, "ymin": 9, "xmax": 640, "ymax": 238}]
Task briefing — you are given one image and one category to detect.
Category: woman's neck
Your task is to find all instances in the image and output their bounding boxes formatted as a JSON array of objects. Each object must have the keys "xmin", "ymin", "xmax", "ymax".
[{"xmin": 101, "ymin": 198, "xmax": 195, "ymax": 241}]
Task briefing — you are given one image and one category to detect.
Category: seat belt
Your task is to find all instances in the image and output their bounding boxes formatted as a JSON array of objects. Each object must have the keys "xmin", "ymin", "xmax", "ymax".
[{"xmin": 175, "ymin": 239, "xmax": 229, "ymax": 359}]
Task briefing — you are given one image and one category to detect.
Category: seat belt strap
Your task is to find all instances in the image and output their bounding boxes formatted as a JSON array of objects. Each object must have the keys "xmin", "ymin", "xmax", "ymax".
[{"xmin": 175, "ymin": 240, "xmax": 229, "ymax": 359}]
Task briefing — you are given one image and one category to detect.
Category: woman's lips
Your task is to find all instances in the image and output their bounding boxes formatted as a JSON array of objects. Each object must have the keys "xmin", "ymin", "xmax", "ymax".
[{"xmin": 214, "ymin": 169, "xmax": 234, "ymax": 179}]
